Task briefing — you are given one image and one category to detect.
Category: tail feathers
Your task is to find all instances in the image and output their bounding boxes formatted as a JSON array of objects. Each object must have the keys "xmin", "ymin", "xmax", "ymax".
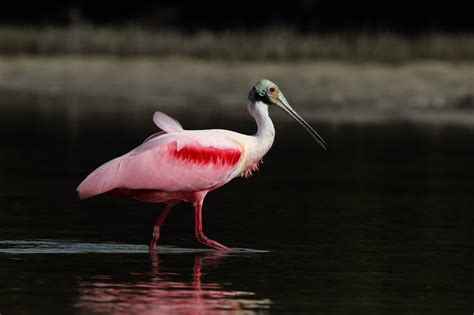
[{"xmin": 76, "ymin": 157, "xmax": 124, "ymax": 199}]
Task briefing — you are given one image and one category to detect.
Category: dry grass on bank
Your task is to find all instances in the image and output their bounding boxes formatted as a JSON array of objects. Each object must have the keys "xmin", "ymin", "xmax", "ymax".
[{"xmin": 0, "ymin": 25, "xmax": 473, "ymax": 61}]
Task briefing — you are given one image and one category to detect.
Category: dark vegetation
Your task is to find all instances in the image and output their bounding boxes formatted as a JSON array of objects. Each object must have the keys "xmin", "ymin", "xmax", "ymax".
[
  {"xmin": 0, "ymin": 26, "xmax": 473, "ymax": 61},
  {"xmin": 0, "ymin": 1, "xmax": 473, "ymax": 60}
]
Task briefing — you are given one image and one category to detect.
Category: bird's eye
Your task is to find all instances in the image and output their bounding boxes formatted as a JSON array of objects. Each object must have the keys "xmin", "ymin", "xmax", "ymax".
[{"xmin": 268, "ymin": 86, "xmax": 276, "ymax": 93}]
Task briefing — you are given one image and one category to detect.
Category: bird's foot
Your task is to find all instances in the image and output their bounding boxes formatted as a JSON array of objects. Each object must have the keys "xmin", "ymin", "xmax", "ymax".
[{"xmin": 196, "ymin": 232, "xmax": 230, "ymax": 251}]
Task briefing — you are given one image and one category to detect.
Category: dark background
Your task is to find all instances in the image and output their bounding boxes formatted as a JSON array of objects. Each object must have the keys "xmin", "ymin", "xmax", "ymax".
[{"xmin": 2, "ymin": 1, "xmax": 474, "ymax": 33}]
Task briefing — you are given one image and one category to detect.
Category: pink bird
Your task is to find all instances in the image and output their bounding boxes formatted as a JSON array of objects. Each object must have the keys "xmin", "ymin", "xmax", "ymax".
[{"xmin": 77, "ymin": 79, "xmax": 327, "ymax": 251}]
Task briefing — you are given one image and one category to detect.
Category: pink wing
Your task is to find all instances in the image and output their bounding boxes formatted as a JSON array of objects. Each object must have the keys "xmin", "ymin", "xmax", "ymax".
[{"xmin": 77, "ymin": 131, "xmax": 243, "ymax": 198}]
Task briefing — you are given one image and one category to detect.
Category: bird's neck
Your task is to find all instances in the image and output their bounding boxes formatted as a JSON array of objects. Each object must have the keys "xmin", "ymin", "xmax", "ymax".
[{"xmin": 248, "ymin": 101, "xmax": 275, "ymax": 159}]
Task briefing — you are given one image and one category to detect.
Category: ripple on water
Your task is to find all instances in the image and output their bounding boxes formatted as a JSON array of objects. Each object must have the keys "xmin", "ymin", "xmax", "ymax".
[{"xmin": 0, "ymin": 240, "xmax": 269, "ymax": 254}]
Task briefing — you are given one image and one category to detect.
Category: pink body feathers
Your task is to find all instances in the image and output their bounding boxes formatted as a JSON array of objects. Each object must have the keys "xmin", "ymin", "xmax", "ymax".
[{"xmin": 77, "ymin": 112, "xmax": 254, "ymax": 201}]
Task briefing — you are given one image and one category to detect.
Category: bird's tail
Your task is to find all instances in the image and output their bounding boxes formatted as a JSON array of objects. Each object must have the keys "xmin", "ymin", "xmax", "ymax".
[{"xmin": 76, "ymin": 157, "xmax": 124, "ymax": 199}]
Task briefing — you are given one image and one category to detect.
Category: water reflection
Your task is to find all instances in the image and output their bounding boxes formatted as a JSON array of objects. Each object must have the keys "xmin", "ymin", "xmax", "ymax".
[
  {"xmin": 3, "ymin": 88, "xmax": 474, "ymax": 314},
  {"xmin": 77, "ymin": 251, "xmax": 271, "ymax": 314}
]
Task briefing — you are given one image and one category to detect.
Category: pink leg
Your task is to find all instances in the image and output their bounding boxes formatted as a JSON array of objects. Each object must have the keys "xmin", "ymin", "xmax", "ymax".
[
  {"xmin": 149, "ymin": 202, "xmax": 177, "ymax": 251},
  {"xmin": 194, "ymin": 200, "xmax": 230, "ymax": 251}
]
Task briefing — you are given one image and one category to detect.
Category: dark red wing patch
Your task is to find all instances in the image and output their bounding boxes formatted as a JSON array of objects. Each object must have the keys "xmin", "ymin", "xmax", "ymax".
[{"xmin": 168, "ymin": 141, "xmax": 241, "ymax": 166}]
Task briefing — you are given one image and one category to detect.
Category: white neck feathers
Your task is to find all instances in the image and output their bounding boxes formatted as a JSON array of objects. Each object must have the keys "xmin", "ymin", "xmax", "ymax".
[{"xmin": 247, "ymin": 101, "xmax": 275, "ymax": 160}]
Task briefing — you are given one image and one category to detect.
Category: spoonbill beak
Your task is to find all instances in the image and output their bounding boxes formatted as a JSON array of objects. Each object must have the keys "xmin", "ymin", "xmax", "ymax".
[{"xmin": 275, "ymin": 93, "xmax": 328, "ymax": 150}]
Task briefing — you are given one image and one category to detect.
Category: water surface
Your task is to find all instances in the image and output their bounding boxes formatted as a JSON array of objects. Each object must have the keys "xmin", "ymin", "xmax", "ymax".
[{"xmin": 1, "ymin": 90, "xmax": 474, "ymax": 314}]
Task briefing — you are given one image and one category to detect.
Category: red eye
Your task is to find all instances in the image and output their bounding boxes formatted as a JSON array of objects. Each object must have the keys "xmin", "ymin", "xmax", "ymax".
[{"xmin": 269, "ymin": 86, "xmax": 276, "ymax": 93}]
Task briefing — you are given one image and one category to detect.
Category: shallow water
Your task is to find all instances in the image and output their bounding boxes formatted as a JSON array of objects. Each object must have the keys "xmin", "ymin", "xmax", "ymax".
[{"xmin": 1, "ymin": 90, "xmax": 474, "ymax": 314}]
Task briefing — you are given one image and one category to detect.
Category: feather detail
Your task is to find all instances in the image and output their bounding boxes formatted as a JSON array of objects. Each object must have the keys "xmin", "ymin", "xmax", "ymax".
[
  {"xmin": 153, "ymin": 111, "xmax": 184, "ymax": 133},
  {"xmin": 241, "ymin": 159, "xmax": 262, "ymax": 177},
  {"xmin": 143, "ymin": 131, "xmax": 166, "ymax": 143},
  {"xmin": 77, "ymin": 157, "xmax": 123, "ymax": 198},
  {"xmin": 168, "ymin": 141, "xmax": 241, "ymax": 167}
]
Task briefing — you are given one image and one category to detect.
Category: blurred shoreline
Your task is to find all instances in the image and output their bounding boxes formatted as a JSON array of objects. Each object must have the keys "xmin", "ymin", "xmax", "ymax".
[
  {"xmin": 0, "ymin": 56, "xmax": 473, "ymax": 125},
  {"xmin": 0, "ymin": 25, "xmax": 474, "ymax": 62}
]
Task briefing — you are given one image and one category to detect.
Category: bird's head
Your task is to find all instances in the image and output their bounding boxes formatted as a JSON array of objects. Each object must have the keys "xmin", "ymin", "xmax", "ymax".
[
  {"xmin": 248, "ymin": 79, "xmax": 281, "ymax": 104},
  {"xmin": 248, "ymin": 79, "xmax": 327, "ymax": 150}
]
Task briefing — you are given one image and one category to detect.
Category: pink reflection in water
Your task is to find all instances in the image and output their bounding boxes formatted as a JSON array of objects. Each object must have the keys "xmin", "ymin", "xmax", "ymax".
[{"xmin": 76, "ymin": 251, "xmax": 271, "ymax": 314}]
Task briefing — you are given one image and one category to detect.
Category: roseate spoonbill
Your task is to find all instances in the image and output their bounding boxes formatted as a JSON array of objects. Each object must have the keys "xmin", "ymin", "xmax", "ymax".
[{"xmin": 77, "ymin": 79, "xmax": 327, "ymax": 251}]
